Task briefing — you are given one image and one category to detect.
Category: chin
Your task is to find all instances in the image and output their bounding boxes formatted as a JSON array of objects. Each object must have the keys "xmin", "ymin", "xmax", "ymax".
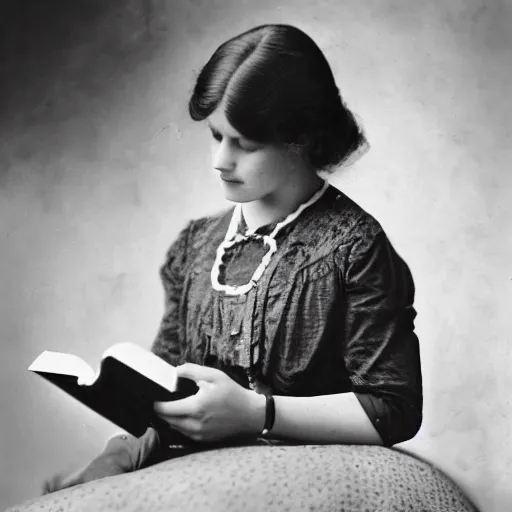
[
  {"xmin": 223, "ymin": 191, "xmax": 252, "ymax": 203},
  {"xmin": 221, "ymin": 185, "xmax": 257, "ymax": 203}
]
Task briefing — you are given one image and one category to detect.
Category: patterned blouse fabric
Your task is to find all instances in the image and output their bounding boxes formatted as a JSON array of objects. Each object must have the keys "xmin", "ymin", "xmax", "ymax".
[{"xmin": 151, "ymin": 184, "xmax": 422, "ymax": 447}]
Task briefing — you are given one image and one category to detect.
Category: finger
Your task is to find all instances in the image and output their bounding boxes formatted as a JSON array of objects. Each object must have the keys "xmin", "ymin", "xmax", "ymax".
[
  {"xmin": 177, "ymin": 363, "xmax": 222, "ymax": 383},
  {"xmin": 162, "ymin": 416, "xmax": 201, "ymax": 436},
  {"xmin": 154, "ymin": 395, "xmax": 198, "ymax": 417}
]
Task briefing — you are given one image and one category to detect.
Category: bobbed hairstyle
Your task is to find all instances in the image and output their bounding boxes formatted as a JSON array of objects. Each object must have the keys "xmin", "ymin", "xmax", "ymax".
[{"xmin": 188, "ymin": 24, "xmax": 367, "ymax": 172}]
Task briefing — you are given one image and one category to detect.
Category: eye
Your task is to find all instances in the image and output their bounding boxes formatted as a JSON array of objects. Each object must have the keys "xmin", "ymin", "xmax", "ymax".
[
  {"xmin": 237, "ymin": 138, "xmax": 261, "ymax": 152},
  {"xmin": 210, "ymin": 129, "xmax": 222, "ymax": 142}
]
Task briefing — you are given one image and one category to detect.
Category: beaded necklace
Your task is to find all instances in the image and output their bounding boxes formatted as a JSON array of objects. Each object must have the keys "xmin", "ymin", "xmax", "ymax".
[{"xmin": 210, "ymin": 180, "xmax": 329, "ymax": 296}]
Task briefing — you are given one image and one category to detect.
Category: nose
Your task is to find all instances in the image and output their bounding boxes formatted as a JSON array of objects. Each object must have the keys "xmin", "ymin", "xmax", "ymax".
[{"xmin": 213, "ymin": 139, "xmax": 236, "ymax": 172}]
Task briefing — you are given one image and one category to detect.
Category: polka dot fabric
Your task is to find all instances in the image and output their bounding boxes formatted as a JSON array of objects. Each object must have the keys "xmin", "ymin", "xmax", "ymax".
[{"xmin": 7, "ymin": 445, "xmax": 477, "ymax": 512}]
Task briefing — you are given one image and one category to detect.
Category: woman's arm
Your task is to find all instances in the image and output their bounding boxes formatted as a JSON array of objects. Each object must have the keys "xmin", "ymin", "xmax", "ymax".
[
  {"xmin": 339, "ymin": 225, "xmax": 423, "ymax": 446},
  {"xmin": 154, "ymin": 365, "xmax": 382, "ymax": 445},
  {"xmin": 151, "ymin": 221, "xmax": 195, "ymax": 365},
  {"xmin": 255, "ymin": 392, "xmax": 383, "ymax": 445}
]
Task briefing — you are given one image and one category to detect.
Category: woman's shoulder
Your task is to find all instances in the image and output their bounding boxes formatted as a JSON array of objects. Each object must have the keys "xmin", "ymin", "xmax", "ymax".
[
  {"xmin": 301, "ymin": 184, "xmax": 385, "ymax": 254},
  {"xmin": 322, "ymin": 186, "xmax": 412, "ymax": 276},
  {"xmin": 328, "ymin": 185, "xmax": 382, "ymax": 232},
  {"xmin": 180, "ymin": 206, "xmax": 234, "ymax": 252}
]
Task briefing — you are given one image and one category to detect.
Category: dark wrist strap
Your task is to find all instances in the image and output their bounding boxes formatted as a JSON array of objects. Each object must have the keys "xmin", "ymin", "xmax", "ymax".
[{"xmin": 261, "ymin": 394, "xmax": 275, "ymax": 437}]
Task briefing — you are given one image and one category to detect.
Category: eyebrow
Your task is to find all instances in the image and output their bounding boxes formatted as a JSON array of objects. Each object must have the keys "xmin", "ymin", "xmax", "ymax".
[
  {"xmin": 207, "ymin": 122, "xmax": 223, "ymax": 135},
  {"xmin": 207, "ymin": 123, "xmax": 243, "ymax": 140},
  {"xmin": 207, "ymin": 122, "xmax": 259, "ymax": 144}
]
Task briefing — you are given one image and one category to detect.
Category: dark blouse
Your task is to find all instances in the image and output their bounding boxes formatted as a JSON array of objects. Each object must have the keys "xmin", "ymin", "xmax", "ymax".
[{"xmin": 151, "ymin": 184, "xmax": 422, "ymax": 447}]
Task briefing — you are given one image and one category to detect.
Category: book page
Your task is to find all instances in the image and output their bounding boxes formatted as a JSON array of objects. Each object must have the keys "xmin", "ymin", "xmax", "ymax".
[
  {"xmin": 102, "ymin": 342, "xmax": 178, "ymax": 392},
  {"xmin": 28, "ymin": 351, "xmax": 96, "ymax": 385}
]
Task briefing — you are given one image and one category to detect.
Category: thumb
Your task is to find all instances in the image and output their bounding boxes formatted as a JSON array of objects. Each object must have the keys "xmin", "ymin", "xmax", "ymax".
[{"xmin": 176, "ymin": 363, "xmax": 221, "ymax": 383}]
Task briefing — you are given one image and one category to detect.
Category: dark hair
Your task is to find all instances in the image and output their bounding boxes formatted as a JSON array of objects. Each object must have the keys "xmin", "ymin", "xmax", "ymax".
[{"xmin": 188, "ymin": 24, "xmax": 368, "ymax": 172}]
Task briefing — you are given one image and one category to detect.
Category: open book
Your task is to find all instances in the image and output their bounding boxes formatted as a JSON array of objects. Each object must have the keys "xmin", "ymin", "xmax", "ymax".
[{"xmin": 28, "ymin": 342, "xmax": 198, "ymax": 437}]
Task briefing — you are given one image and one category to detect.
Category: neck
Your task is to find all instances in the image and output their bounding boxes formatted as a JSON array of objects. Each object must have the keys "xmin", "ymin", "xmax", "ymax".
[{"xmin": 240, "ymin": 172, "xmax": 325, "ymax": 232}]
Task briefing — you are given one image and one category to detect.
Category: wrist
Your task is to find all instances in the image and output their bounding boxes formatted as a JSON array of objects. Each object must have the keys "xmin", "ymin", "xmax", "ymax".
[
  {"xmin": 246, "ymin": 389, "xmax": 266, "ymax": 437},
  {"xmin": 260, "ymin": 394, "xmax": 276, "ymax": 437}
]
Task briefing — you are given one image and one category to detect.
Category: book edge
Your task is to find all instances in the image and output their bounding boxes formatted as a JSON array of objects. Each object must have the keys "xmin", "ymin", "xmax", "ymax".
[{"xmin": 101, "ymin": 342, "xmax": 178, "ymax": 392}]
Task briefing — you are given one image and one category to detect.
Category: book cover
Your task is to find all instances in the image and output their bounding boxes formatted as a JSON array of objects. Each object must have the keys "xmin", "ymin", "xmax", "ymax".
[{"xmin": 28, "ymin": 343, "xmax": 198, "ymax": 437}]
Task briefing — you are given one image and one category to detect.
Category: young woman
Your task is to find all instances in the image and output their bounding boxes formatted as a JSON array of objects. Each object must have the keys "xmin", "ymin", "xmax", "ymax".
[{"xmin": 44, "ymin": 23, "xmax": 422, "ymax": 493}]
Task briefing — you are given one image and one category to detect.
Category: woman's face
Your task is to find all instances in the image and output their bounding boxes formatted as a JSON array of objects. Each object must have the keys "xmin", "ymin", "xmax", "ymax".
[{"xmin": 207, "ymin": 107, "xmax": 304, "ymax": 204}]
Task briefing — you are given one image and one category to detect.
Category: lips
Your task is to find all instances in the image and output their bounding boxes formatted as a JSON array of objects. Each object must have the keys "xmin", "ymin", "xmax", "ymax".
[{"xmin": 220, "ymin": 176, "xmax": 242, "ymax": 183}]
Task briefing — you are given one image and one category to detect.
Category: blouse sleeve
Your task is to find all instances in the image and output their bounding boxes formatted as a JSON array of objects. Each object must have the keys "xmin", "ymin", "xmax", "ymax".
[
  {"xmin": 150, "ymin": 221, "xmax": 193, "ymax": 366},
  {"xmin": 342, "ymin": 225, "xmax": 423, "ymax": 446}
]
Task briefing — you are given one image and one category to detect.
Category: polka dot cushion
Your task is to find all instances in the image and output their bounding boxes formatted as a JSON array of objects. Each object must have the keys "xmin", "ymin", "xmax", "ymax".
[{"xmin": 7, "ymin": 445, "xmax": 477, "ymax": 512}]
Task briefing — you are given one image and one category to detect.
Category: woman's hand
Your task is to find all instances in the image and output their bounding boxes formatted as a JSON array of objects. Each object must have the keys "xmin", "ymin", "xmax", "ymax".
[
  {"xmin": 42, "ymin": 428, "xmax": 160, "ymax": 494},
  {"xmin": 154, "ymin": 364, "xmax": 265, "ymax": 443},
  {"xmin": 42, "ymin": 451, "xmax": 132, "ymax": 494}
]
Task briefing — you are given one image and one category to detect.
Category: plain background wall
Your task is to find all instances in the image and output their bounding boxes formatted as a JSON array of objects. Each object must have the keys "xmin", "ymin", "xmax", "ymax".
[{"xmin": 1, "ymin": 0, "xmax": 510, "ymax": 510}]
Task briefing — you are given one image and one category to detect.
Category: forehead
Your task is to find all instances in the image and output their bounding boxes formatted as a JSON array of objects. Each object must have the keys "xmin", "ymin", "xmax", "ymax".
[{"xmin": 207, "ymin": 108, "xmax": 243, "ymax": 138}]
